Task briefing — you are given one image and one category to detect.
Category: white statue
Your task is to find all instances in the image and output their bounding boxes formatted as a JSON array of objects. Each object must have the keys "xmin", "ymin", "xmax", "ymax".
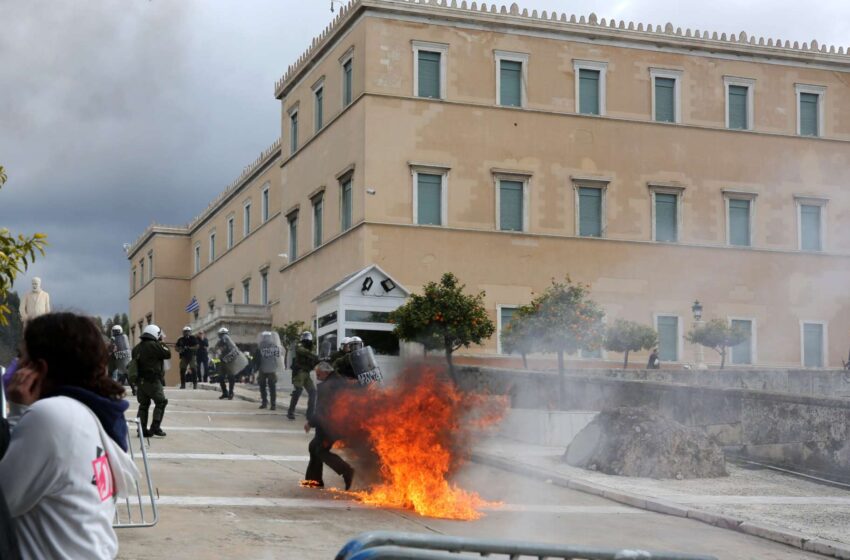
[{"xmin": 19, "ymin": 277, "xmax": 51, "ymax": 324}]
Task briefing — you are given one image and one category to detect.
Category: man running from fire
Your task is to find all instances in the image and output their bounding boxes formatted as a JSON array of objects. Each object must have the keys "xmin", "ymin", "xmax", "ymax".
[{"xmin": 302, "ymin": 361, "xmax": 354, "ymax": 490}]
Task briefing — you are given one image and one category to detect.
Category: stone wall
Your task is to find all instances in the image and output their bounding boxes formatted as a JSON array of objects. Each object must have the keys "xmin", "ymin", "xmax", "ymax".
[{"xmin": 458, "ymin": 366, "xmax": 850, "ymax": 482}]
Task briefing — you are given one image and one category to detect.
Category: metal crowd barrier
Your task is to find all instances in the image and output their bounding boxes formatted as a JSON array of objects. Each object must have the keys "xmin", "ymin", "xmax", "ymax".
[
  {"xmin": 335, "ymin": 532, "xmax": 718, "ymax": 560},
  {"xmin": 113, "ymin": 418, "xmax": 159, "ymax": 529}
]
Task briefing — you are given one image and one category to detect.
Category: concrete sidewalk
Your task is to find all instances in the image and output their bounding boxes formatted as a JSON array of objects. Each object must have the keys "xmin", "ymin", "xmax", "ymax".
[{"xmin": 473, "ymin": 437, "xmax": 850, "ymax": 559}]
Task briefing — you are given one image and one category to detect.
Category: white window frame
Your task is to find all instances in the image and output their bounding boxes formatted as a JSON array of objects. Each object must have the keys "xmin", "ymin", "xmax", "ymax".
[
  {"xmin": 243, "ymin": 200, "xmax": 252, "ymax": 238},
  {"xmin": 410, "ymin": 164, "xmax": 450, "ymax": 227},
  {"xmin": 572, "ymin": 178, "xmax": 610, "ymax": 237},
  {"xmin": 723, "ymin": 190, "xmax": 757, "ymax": 247},
  {"xmin": 340, "ymin": 47, "xmax": 354, "ymax": 108},
  {"xmin": 573, "ymin": 59, "xmax": 608, "ymax": 116},
  {"xmin": 724, "ymin": 76, "xmax": 755, "ymax": 130},
  {"xmin": 242, "ymin": 278, "xmax": 251, "ymax": 304},
  {"xmin": 193, "ymin": 243, "xmax": 201, "ymax": 274},
  {"xmin": 650, "ymin": 68, "xmax": 682, "ymax": 124},
  {"xmin": 339, "ymin": 173, "xmax": 354, "ymax": 232},
  {"xmin": 794, "ymin": 195, "xmax": 828, "ymax": 251},
  {"xmin": 648, "ymin": 183, "xmax": 685, "ymax": 243},
  {"xmin": 496, "ymin": 304, "xmax": 520, "ymax": 355},
  {"xmin": 795, "ymin": 83, "xmax": 826, "ymax": 137},
  {"xmin": 226, "ymin": 214, "xmax": 235, "ymax": 249},
  {"xmin": 312, "ymin": 194, "xmax": 324, "ymax": 248},
  {"xmin": 412, "ymin": 41, "xmax": 448, "ymax": 100},
  {"xmin": 728, "ymin": 316, "xmax": 757, "ymax": 365},
  {"xmin": 493, "ymin": 171, "xmax": 531, "ymax": 233},
  {"xmin": 799, "ymin": 320, "xmax": 828, "ymax": 368},
  {"xmin": 261, "ymin": 184, "xmax": 270, "ymax": 223},
  {"xmin": 208, "ymin": 229, "xmax": 216, "ymax": 263},
  {"xmin": 653, "ymin": 313, "xmax": 683, "ymax": 363},
  {"xmin": 288, "ymin": 104, "xmax": 299, "ymax": 154},
  {"xmin": 260, "ymin": 270, "xmax": 269, "ymax": 306},
  {"xmin": 494, "ymin": 50, "xmax": 529, "ymax": 108},
  {"xmin": 312, "ymin": 77, "xmax": 325, "ymax": 132}
]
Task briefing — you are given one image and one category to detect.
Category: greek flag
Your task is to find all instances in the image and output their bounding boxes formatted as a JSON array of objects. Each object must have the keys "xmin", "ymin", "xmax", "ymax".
[{"xmin": 185, "ymin": 296, "xmax": 200, "ymax": 313}]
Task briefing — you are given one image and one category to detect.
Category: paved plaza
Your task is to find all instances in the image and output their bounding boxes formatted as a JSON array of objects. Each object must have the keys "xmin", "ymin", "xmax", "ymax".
[{"xmin": 116, "ymin": 386, "xmax": 835, "ymax": 560}]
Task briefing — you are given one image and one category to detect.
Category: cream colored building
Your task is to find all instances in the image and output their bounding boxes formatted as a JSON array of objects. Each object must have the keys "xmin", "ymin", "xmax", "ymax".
[{"xmin": 129, "ymin": 0, "xmax": 850, "ymax": 382}]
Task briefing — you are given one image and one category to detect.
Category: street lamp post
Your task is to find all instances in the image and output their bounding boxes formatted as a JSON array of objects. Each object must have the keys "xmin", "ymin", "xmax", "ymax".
[{"xmin": 692, "ymin": 300, "xmax": 707, "ymax": 370}]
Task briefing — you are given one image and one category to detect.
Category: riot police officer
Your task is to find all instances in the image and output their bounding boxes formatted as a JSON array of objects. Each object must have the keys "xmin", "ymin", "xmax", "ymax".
[
  {"xmin": 287, "ymin": 331, "xmax": 319, "ymax": 420},
  {"xmin": 253, "ymin": 331, "xmax": 284, "ymax": 410},
  {"xmin": 333, "ymin": 336, "xmax": 360, "ymax": 380},
  {"xmin": 176, "ymin": 326, "xmax": 199, "ymax": 389},
  {"xmin": 132, "ymin": 324, "xmax": 171, "ymax": 437},
  {"xmin": 214, "ymin": 327, "xmax": 247, "ymax": 399},
  {"xmin": 108, "ymin": 325, "xmax": 134, "ymax": 395}
]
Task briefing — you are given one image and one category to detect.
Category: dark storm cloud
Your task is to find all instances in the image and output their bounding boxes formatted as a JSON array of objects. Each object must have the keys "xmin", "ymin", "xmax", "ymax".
[{"xmin": 1, "ymin": 0, "xmax": 847, "ymax": 318}]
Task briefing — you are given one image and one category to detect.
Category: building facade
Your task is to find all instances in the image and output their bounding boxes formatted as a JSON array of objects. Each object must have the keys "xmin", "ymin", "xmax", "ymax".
[{"xmin": 129, "ymin": 0, "xmax": 850, "ymax": 382}]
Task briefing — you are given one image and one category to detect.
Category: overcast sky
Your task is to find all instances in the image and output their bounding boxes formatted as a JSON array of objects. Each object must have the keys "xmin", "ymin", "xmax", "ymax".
[{"xmin": 1, "ymin": 0, "xmax": 848, "ymax": 318}]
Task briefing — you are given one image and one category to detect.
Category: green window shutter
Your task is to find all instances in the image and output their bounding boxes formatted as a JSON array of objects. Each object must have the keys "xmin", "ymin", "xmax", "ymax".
[
  {"xmin": 417, "ymin": 173, "xmax": 442, "ymax": 225},
  {"xmin": 500, "ymin": 308, "xmax": 516, "ymax": 330},
  {"xmin": 418, "ymin": 51, "xmax": 441, "ymax": 99},
  {"xmin": 657, "ymin": 316, "xmax": 678, "ymax": 362},
  {"xmin": 730, "ymin": 319, "xmax": 752, "ymax": 365},
  {"xmin": 800, "ymin": 204, "xmax": 821, "ymax": 251},
  {"xmin": 803, "ymin": 323, "xmax": 823, "ymax": 367},
  {"xmin": 655, "ymin": 193, "xmax": 678, "ymax": 242},
  {"xmin": 800, "ymin": 93, "xmax": 819, "ymax": 136},
  {"xmin": 290, "ymin": 113, "xmax": 298, "ymax": 155},
  {"xmin": 341, "ymin": 179, "xmax": 352, "ymax": 231},
  {"xmin": 313, "ymin": 199, "xmax": 323, "ymax": 247},
  {"xmin": 343, "ymin": 60, "xmax": 353, "ymax": 107},
  {"xmin": 315, "ymin": 88, "xmax": 323, "ymax": 130},
  {"xmin": 728, "ymin": 85, "xmax": 748, "ymax": 129},
  {"xmin": 288, "ymin": 216, "xmax": 298, "ymax": 260},
  {"xmin": 654, "ymin": 77, "xmax": 675, "ymax": 122},
  {"xmin": 729, "ymin": 198, "xmax": 751, "ymax": 246},
  {"xmin": 579, "ymin": 69, "xmax": 600, "ymax": 115},
  {"xmin": 499, "ymin": 180, "xmax": 523, "ymax": 231},
  {"xmin": 500, "ymin": 60, "xmax": 522, "ymax": 107},
  {"xmin": 578, "ymin": 187, "xmax": 602, "ymax": 237}
]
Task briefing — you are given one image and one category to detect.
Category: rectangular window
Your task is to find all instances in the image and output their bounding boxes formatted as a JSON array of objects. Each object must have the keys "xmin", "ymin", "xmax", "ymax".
[
  {"xmin": 654, "ymin": 192, "xmax": 679, "ymax": 242},
  {"xmin": 578, "ymin": 187, "xmax": 603, "ymax": 237},
  {"xmin": 340, "ymin": 177, "xmax": 352, "ymax": 231},
  {"xmin": 318, "ymin": 311, "xmax": 337, "ymax": 328},
  {"xmin": 345, "ymin": 310, "xmax": 392, "ymax": 323},
  {"xmin": 193, "ymin": 245, "xmax": 200, "ymax": 274},
  {"xmin": 314, "ymin": 86, "xmax": 324, "ymax": 131},
  {"xmin": 656, "ymin": 315, "xmax": 679, "ymax": 362},
  {"xmin": 498, "ymin": 306, "xmax": 517, "ymax": 354},
  {"xmin": 799, "ymin": 93, "xmax": 820, "ymax": 137},
  {"xmin": 498, "ymin": 180, "xmax": 524, "ymax": 232},
  {"xmin": 654, "ymin": 77, "xmax": 676, "ymax": 123},
  {"xmin": 313, "ymin": 196, "xmax": 323, "ymax": 248},
  {"xmin": 342, "ymin": 58, "xmax": 353, "ymax": 107},
  {"xmin": 262, "ymin": 187, "xmax": 270, "ymax": 223},
  {"xmin": 730, "ymin": 319, "xmax": 753, "ymax": 365},
  {"xmin": 417, "ymin": 51, "xmax": 442, "ymax": 99},
  {"xmin": 227, "ymin": 217, "xmax": 234, "ymax": 249},
  {"xmin": 139, "ymin": 260, "xmax": 144, "ymax": 284},
  {"xmin": 225, "ymin": 288, "xmax": 233, "ymax": 304},
  {"xmin": 209, "ymin": 232, "xmax": 216, "ymax": 262},
  {"xmin": 260, "ymin": 271, "xmax": 268, "ymax": 305},
  {"xmin": 288, "ymin": 213, "xmax": 298, "ymax": 261},
  {"xmin": 147, "ymin": 253, "xmax": 153, "ymax": 280},
  {"xmin": 802, "ymin": 322, "xmax": 824, "ymax": 368},
  {"xmin": 728, "ymin": 198, "xmax": 751, "ymax": 246},
  {"xmin": 243, "ymin": 202, "xmax": 251, "ymax": 237},
  {"xmin": 579, "ymin": 69, "xmax": 600, "ymax": 115},
  {"xmin": 208, "ymin": 299, "xmax": 215, "ymax": 313},
  {"xmin": 242, "ymin": 279, "xmax": 250, "ymax": 304},
  {"xmin": 132, "ymin": 269, "xmax": 137, "ymax": 291},
  {"xmin": 416, "ymin": 172, "xmax": 443, "ymax": 226},
  {"xmin": 495, "ymin": 52, "xmax": 527, "ymax": 107},
  {"xmin": 728, "ymin": 85, "xmax": 749, "ymax": 130},
  {"xmin": 290, "ymin": 110, "xmax": 299, "ymax": 154},
  {"xmin": 800, "ymin": 204, "xmax": 822, "ymax": 251}
]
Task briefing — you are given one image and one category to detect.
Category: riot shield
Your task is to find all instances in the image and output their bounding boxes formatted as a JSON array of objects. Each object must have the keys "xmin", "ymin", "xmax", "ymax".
[
  {"xmin": 256, "ymin": 331, "xmax": 285, "ymax": 373},
  {"xmin": 350, "ymin": 346, "xmax": 383, "ymax": 386},
  {"xmin": 112, "ymin": 334, "xmax": 132, "ymax": 372},
  {"xmin": 217, "ymin": 334, "xmax": 249, "ymax": 376}
]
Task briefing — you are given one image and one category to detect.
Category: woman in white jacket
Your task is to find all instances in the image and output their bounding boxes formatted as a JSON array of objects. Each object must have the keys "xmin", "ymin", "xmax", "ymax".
[{"xmin": 0, "ymin": 312, "xmax": 139, "ymax": 560}]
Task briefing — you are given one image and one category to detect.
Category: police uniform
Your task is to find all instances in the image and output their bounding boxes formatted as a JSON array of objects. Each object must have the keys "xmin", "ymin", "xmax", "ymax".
[
  {"xmin": 253, "ymin": 334, "xmax": 283, "ymax": 410},
  {"xmin": 176, "ymin": 333, "xmax": 199, "ymax": 388},
  {"xmin": 332, "ymin": 352, "xmax": 356, "ymax": 381},
  {"xmin": 303, "ymin": 370, "xmax": 354, "ymax": 489},
  {"xmin": 132, "ymin": 334, "xmax": 171, "ymax": 437},
  {"xmin": 288, "ymin": 343, "xmax": 319, "ymax": 420}
]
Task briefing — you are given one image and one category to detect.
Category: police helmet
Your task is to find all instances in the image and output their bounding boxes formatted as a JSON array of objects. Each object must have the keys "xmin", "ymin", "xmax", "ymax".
[
  {"xmin": 300, "ymin": 331, "xmax": 313, "ymax": 342},
  {"xmin": 142, "ymin": 324, "xmax": 161, "ymax": 339},
  {"xmin": 111, "ymin": 325, "xmax": 123, "ymax": 335},
  {"xmin": 183, "ymin": 326, "xmax": 192, "ymax": 333},
  {"xmin": 349, "ymin": 336, "xmax": 363, "ymax": 352},
  {"xmin": 218, "ymin": 327, "xmax": 229, "ymax": 336}
]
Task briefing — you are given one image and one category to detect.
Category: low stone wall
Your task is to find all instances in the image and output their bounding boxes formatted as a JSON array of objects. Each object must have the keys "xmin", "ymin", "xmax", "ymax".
[{"xmin": 458, "ymin": 366, "xmax": 850, "ymax": 482}]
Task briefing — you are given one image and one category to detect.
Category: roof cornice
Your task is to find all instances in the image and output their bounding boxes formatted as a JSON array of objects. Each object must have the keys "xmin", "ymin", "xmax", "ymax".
[{"xmin": 274, "ymin": 0, "xmax": 850, "ymax": 99}]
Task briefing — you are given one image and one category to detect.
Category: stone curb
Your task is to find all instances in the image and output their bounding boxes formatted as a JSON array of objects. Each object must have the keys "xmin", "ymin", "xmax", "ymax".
[{"xmin": 471, "ymin": 451, "xmax": 850, "ymax": 560}]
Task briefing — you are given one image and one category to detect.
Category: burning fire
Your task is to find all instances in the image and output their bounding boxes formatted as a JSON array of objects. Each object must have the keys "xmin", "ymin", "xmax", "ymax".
[{"xmin": 329, "ymin": 366, "xmax": 506, "ymax": 520}]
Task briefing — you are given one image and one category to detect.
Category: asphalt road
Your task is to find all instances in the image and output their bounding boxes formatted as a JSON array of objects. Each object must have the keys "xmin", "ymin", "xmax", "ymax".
[{"xmin": 116, "ymin": 388, "xmax": 828, "ymax": 560}]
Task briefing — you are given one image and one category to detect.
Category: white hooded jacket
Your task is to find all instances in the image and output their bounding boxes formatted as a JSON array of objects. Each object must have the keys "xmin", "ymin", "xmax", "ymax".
[{"xmin": 0, "ymin": 396, "xmax": 140, "ymax": 560}]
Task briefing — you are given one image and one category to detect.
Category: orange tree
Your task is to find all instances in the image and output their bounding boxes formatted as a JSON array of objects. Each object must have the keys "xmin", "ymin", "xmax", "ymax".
[
  {"xmin": 499, "ymin": 303, "xmax": 536, "ymax": 369},
  {"xmin": 389, "ymin": 272, "xmax": 494, "ymax": 383},
  {"xmin": 604, "ymin": 318, "xmax": 658, "ymax": 369}
]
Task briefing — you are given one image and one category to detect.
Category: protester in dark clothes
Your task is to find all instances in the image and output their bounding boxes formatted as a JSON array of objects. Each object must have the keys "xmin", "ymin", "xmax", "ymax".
[
  {"xmin": 303, "ymin": 362, "xmax": 354, "ymax": 490},
  {"xmin": 196, "ymin": 332, "xmax": 210, "ymax": 383},
  {"xmin": 647, "ymin": 348, "xmax": 661, "ymax": 369}
]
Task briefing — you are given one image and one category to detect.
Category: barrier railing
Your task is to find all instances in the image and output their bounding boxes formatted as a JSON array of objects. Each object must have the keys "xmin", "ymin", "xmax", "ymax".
[
  {"xmin": 113, "ymin": 418, "xmax": 159, "ymax": 529},
  {"xmin": 335, "ymin": 532, "xmax": 718, "ymax": 560}
]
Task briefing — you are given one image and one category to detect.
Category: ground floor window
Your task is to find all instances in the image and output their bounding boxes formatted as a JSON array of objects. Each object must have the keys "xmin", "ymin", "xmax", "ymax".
[
  {"xmin": 802, "ymin": 322, "xmax": 825, "ymax": 368},
  {"xmin": 345, "ymin": 329, "xmax": 400, "ymax": 356},
  {"xmin": 656, "ymin": 315, "xmax": 679, "ymax": 362},
  {"xmin": 730, "ymin": 319, "xmax": 753, "ymax": 365}
]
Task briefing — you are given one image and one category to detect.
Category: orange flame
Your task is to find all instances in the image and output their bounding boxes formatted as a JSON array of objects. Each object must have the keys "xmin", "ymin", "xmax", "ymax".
[{"xmin": 329, "ymin": 366, "xmax": 506, "ymax": 520}]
